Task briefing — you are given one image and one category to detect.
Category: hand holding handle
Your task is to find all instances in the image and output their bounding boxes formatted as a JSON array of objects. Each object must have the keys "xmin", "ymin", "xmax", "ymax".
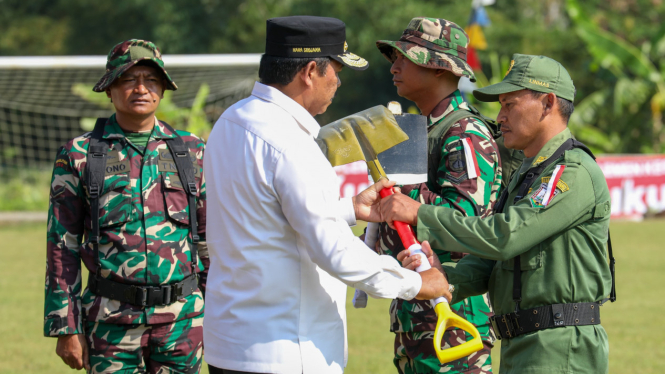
[{"xmin": 379, "ymin": 186, "xmax": 483, "ymax": 364}]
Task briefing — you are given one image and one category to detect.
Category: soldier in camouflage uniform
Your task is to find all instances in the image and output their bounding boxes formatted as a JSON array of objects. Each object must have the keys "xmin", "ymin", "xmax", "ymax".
[
  {"xmin": 374, "ymin": 18, "xmax": 501, "ymax": 374},
  {"xmin": 44, "ymin": 39, "xmax": 208, "ymax": 373}
]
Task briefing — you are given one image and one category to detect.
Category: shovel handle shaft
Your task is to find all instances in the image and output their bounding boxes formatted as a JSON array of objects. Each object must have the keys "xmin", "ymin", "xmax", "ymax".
[
  {"xmin": 377, "ymin": 187, "xmax": 483, "ymax": 365},
  {"xmin": 379, "ymin": 187, "xmax": 419, "ymax": 248}
]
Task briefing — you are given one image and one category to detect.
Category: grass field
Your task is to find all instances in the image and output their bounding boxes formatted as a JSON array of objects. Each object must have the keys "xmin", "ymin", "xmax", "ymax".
[{"xmin": 1, "ymin": 220, "xmax": 663, "ymax": 373}]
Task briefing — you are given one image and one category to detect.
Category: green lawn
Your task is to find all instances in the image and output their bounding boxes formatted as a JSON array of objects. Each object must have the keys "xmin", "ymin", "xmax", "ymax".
[{"xmin": 1, "ymin": 221, "xmax": 663, "ymax": 373}]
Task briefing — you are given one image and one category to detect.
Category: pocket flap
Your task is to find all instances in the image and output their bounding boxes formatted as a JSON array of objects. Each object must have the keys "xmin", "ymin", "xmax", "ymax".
[{"xmin": 163, "ymin": 173, "xmax": 184, "ymax": 190}]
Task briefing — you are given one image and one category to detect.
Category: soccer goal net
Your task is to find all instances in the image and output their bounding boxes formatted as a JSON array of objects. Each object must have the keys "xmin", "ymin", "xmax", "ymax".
[{"xmin": 0, "ymin": 54, "xmax": 260, "ymax": 169}]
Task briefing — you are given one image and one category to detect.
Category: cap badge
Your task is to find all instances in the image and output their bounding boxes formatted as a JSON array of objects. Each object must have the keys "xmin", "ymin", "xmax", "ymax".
[
  {"xmin": 505, "ymin": 60, "xmax": 515, "ymax": 77},
  {"xmin": 344, "ymin": 41, "xmax": 348, "ymax": 52},
  {"xmin": 340, "ymin": 53, "xmax": 368, "ymax": 68}
]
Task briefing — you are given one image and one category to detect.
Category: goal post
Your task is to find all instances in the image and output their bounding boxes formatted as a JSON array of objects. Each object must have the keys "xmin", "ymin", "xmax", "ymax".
[{"xmin": 0, "ymin": 54, "xmax": 261, "ymax": 169}]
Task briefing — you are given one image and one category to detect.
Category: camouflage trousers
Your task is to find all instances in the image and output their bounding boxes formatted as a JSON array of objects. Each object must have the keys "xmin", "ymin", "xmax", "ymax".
[
  {"xmin": 84, "ymin": 314, "xmax": 203, "ymax": 374},
  {"xmin": 394, "ymin": 331, "xmax": 493, "ymax": 374}
]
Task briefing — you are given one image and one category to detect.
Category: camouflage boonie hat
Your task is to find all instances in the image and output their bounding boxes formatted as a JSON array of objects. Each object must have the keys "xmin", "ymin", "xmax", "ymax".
[
  {"xmin": 376, "ymin": 17, "xmax": 476, "ymax": 82},
  {"xmin": 93, "ymin": 39, "xmax": 177, "ymax": 92}
]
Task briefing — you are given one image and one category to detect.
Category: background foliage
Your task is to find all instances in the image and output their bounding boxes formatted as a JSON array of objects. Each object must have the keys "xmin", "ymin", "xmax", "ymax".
[
  {"xmin": 2, "ymin": 0, "xmax": 665, "ymax": 210},
  {"xmin": 3, "ymin": 0, "xmax": 665, "ymax": 152}
]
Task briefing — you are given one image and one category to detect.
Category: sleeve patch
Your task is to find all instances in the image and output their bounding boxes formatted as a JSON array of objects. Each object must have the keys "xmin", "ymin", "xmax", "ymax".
[
  {"xmin": 448, "ymin": 151, "xmax": 465, "ymax": 172},
  {"xmin": 530, "ymin": 165, "xmax": 567, "ymax": 207},
  {"xmin": 541, "ymin": 176, "xmax": 569, "ymax": 192},
  {"xmin": 54, "ymin": 158, "xmax": 69, "ymax": 168}
]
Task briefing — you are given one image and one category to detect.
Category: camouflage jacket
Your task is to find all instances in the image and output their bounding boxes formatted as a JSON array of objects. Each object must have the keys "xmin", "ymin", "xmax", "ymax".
[
  {"xmin": 378, "ymin": 90, "xmax": 501, "ymax": 339},
  {"xmin": 44, "ymin": 115, "xmax": 208, "ymax": 337}
]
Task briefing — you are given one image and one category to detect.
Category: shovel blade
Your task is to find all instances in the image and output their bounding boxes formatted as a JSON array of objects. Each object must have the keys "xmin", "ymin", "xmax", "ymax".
[
  {"xmin": 318, "ymin": 105, "xmax": 408, "ymax": 167},
  {"xmin": 378, "ymin": 113, "xmax": 428, "ymax": 185}
]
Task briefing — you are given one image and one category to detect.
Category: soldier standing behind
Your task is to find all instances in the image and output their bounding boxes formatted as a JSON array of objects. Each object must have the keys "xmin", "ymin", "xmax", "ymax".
[
  {"xmin": 44, "ymin": 39, "xmax": 208, "ymax": 373},
  {"xmin": 374, "ymin": 18, "xmax": 502, "ymax": 374}
]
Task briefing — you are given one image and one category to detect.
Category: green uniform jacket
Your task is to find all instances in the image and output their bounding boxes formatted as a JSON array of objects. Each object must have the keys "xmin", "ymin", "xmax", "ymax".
[
  {"xmin": 417, "ymin": 129, "xmax": 613, "ymax": 374},
  {"xmin": 44, "ymin": 115, "xmax": 208, "ymax": 336}
]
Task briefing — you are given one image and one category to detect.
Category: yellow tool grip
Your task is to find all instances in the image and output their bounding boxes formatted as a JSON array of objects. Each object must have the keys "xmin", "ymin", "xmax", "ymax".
[{"xmin": 432, "ymin": 301, "xmax": 484, "ymax": 364}]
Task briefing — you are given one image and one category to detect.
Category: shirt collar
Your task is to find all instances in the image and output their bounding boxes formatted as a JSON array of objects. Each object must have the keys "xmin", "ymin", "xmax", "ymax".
[
  {"xmin": 427, "ymin": 89, "xmax": 469, "ymax": 127},
  {"xmin": 103, "ymin": 114, "xmax": 173, "ymax": 139},
  {"xmin": 507, "ymin": 128, "xmax": 573, "ymax": 192},
  {"xmin": 251, "ymin": 82, "xmax": 321, "ymax": 138},
  {"xmin": 151, "ymin": 118, "xmax": 178, "ymax": 139},
  {"xmin": 102, "ymin": 114, "xmax": 126, "ymax": 139},
  {"xmin": 528, "ymin": 128, "xmax": 573, "ymax": 168}
]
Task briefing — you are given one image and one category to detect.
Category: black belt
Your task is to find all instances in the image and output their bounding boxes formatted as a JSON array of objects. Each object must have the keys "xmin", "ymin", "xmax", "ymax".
[
  {"xmin": 88, "ymin": 273, "xmax": 198, "ymax": 307},
  {"xmin": 490, "ymin": 302, "xmax": 601, "ymax": 340}
]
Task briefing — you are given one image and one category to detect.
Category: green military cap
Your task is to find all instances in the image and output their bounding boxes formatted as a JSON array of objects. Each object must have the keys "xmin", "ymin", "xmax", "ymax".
[
  {"xmin": 93, "ymin": 39, "xmax": 177, "ymax": 92},
  {"xmin": 473, "ymin": 53, "xmax": 575, "ymax": 102},
  {"xmin": 376, "ymin": 17, "xmax": 475, "ymax": 82}
]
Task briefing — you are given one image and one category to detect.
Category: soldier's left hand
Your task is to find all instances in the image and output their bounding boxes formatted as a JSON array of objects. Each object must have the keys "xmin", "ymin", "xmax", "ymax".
[
  {"xmin": 379, "ymin": 190, "xmax": 421, "ymax": 228},
  {"xmin": 55, "ymin": 333, "xmax": 90, "ymax": 371},
  {"xmin": 397, "ymin": 241, "xmax": 444, "ymax": 273}
]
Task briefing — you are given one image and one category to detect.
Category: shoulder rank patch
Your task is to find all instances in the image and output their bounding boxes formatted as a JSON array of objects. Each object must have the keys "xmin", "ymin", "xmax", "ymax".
[
  {"xmin": 532, "ymin": 156, "xmax": 547, "ymax": 166},
  {"xmin": 530, "ymin": 165, "xmax": 567, "ymax": 208}
]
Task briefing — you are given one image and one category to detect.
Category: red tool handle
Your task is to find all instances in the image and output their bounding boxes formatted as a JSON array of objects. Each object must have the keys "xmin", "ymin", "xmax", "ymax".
[{"xmin": 379, "ymin": 187, "xmax": 419, "ymax": 248}]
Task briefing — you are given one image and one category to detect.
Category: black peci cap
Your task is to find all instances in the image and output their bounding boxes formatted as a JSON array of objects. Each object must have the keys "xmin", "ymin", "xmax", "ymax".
[{"xmin": 265, "ymin": 16, "xmax": 369, "ymax": 70}]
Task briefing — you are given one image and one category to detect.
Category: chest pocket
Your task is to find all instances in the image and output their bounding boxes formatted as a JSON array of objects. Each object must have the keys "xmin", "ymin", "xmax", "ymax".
[
  {"xmin": 502, "ymin": 243, "xmax": 542, "ymax": 271},
  {"xmin": 163, "ymin": 173, "xmax": 191, "ymax": 225},
  {"xmin": 99, "ymin": 174, "xmax": 133, "ymax": 228}
]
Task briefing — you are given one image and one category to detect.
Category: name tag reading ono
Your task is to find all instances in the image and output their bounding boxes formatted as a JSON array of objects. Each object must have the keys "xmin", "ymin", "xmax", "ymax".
[{"xmin": 105, "ymin": 159, "xmax": 131, "ymax": 175}]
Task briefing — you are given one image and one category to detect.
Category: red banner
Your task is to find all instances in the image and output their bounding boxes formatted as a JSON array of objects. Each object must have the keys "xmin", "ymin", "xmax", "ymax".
[
  {"xmin": 597, "ymin": 154, "xmax": 665, "ymax": 219},
  {"xmin": 334, "ymin": 162, "xmax": 370, "ymax": 198},
  {"xmin": 335, "ymin": 155, "xmax": 665, "ymax": 219}
]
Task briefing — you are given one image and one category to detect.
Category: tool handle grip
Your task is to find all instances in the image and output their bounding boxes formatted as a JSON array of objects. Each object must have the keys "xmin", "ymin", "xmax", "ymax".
[
  {"xmin": 378, "ymin": 187, "xmax": 482, "ymax": 364},
  {"xmin": 433, "ymin": 302, "xmax": 484, "ymax": 364},
  {"xmin": 407, "ymin": 244, "xmax": 448, "ymax": 306},
  {"xmin": 379, "ymin": 187, "xmax": 419, "ymax": 248}
]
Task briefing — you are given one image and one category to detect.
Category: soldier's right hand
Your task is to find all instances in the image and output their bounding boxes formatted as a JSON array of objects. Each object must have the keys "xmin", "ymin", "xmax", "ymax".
[{"xmin": 56, "ymin": 333, "xmax": 90, "ymax": 371}]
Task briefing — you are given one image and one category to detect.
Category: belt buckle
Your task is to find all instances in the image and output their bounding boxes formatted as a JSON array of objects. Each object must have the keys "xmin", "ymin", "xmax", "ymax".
[
  {"xmin": 172, "ymin": 282, "xmax": 183, "ymax": 302},
  {"xmin": 490, "ymin": 316, "xmax": 502, "ymax": 340},
  {"xmin": 161, "ymin": 285, "xmax": 173, "ymax": 305},
  {"xmin": 499, "ymin": 313, "xmax": 518, "ymax": 339},
  {"xmin": 511, "ymin": 312, "xmax": 522, "ymax": 335},
  {"xmin": 137, "ymin": 287, "xmax": 148, "ymax": 307}
]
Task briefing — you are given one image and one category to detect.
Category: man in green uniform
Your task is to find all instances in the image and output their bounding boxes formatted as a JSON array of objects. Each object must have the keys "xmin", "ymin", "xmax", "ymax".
[
  {"xmin": 44, "ymin": 39, "xmax": 208, "ymax": 373},
  {"xmin": 380, "ymin": 54, "xmax": 614, "ymax": 374},
  {"xmin": 374, "ymin": 17, "xmax": 501, "ymax": 374}
]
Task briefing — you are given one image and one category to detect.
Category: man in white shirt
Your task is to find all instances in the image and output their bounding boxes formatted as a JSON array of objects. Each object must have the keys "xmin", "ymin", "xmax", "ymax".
[{"xmin": 203, "ymin": 16, "xmax": 449, "ymax": 374}]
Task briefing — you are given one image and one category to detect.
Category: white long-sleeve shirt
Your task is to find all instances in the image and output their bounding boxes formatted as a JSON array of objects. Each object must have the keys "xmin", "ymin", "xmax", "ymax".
[{"xmin": 203, "ymin": 82, "xmax": 422, "ymax": 374}]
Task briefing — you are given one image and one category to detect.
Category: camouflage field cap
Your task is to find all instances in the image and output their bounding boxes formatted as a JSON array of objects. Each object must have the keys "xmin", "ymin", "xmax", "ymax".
[
  {"xmin": 473, "ymin": 54, "xmax": 575, "ymax": 102},
  {"xmin": 376, "ymin": 17, "xmax": 475, "ymax": 82},
  {"xmin": 93, "ymin": 39, "xmax": 178, "ymax": 92}
]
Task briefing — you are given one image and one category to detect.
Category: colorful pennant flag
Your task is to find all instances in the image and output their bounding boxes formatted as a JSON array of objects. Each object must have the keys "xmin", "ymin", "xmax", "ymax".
[
  {"xmin": 461, "ymin": 137, "xmax": 480, "ymax": 179},
  {"xmin": 542, "ymin": 165, "xmax": 566, "ymax": 206}
]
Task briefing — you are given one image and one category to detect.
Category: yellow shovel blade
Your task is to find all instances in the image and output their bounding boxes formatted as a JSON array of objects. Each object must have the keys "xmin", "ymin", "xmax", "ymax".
[
  {"xmin": 433, "ymin": 302, "xmax": 484, "ymax": 364},
  {"xmin": 317, "ymin": 105, "xmax": 408, "ymax": 167}
]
